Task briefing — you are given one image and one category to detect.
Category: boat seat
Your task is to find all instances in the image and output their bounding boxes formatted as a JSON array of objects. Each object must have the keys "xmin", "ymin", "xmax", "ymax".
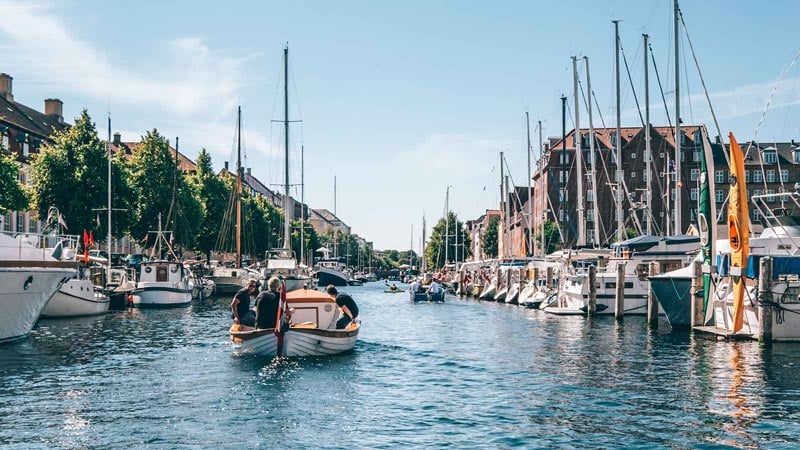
[{"xmin": 291, "ymin": 322, "xmax": 317, "ymax": 329}]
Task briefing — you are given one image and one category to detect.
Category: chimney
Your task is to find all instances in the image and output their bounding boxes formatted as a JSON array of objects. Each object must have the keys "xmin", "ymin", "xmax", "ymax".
[
  {"xmin": 247, "ymin": 167, "xmax": 251, "ymax": 176},
  {"xmin": 0, "ymin": 73, "xmax": 12, "ymax": 101},
  {"xmin": 224, "ymin": 161, "xmax": 229, "ymax": 171},
  {"xmin": 113, "ymin": 132, "xmax": 121, "ymax": 145},
  {"xmin": 44, "ymin": 98, "xmax": 63, "ymax": 124}
]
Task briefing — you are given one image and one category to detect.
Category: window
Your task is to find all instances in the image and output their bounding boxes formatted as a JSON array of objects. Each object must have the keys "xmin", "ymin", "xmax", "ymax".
[
  {"xmin": 587, "ymin": 190, "xmax": 594, "ymax": 202},
  {"xmin": 27, "ymin": 215, "xmax": 36, "ymax": 233},
  {"xmin": 615, "ymin": 171, "xmax": 621, "ymax": 182},
  {"xmin": 794, "ymin": 150, "xmax": 800, "ymax": 163},
  {"xmin": 754, "ymin": 189, "xmax": 762, "ymax": 198},
  {"xmin": 610, "ymin": 132, "xmax": 618, "ymax": 147},
  {"xmin": 671, "ymin": 189, "xmax": 676, "ymax": 201},
  {"xmin": 559, "ymin": 190, "xmax": 565, "ymax": 202},
  {"xmin": 693, "ymin": 130, "xmax": 702, "ymax": 144},
  {"xmin": 631, "ymin": 152, "xmax": 637, "ymax": 160},
  {"xmin": 716, "ymin": 190, "xmax": 724, "ymax": 203},
  {"xmin": 781, "ymin": 170, "xmax": 789, "ymax": 183},
  {"xmin": 1, "ymin": 133, "xmax": 7, "ymax": 150},
  {"xmin": 753, "ymin": 170, "xmax": 762, "ymax": 183},
  {"xmin": 659, "ymin": 152, "xmax": 664, "ymax": 159},
  {"xmin": 690, "ymin": 169, "xmax": 699, "ymax": 181},
  {"xmin": 767, "ymin": 170, "xmax": 776, "ymax": 183},
  {"xmin": 764, "ymin": 151, "xmax": 777, "ymax": 164},
  {"xmin": 690, "ymin": 209, "xmax": 697, "ymax": 221},
  {"xmin": 766, "ymin": 189, "xmax": 775, "ymax": 202},
  {"xmin": 680, "ymin": 131, "xmax": 687, "ymax": 145},
  {"xmin": 560, "ymin": 171, "xmax": 567, "ymax": 184},
  {"xmin": 744, "ymin": 170, "xmax": 750, "ymax": 183},
  {"xmin": 21, "ymin": 142, "xmax": 29, "ymax": 157},
  {"xmin": 715, "ymin": 170, "xmax": 724, "ymax": 183},
  {"xmin": 690, "ymin": 188, "xmax": 698, "ymax": 201},
  {"xmin": 631, "ymin": 171, "xmax": 636, "ymax": 178},
  {"xmin": 559, "ymin": 153, "xmax": 570, "ymax": 165},
  {"xmin": 15, "ymin": 212, "xmax": 23, "ymax": 232},
  {"xmin": 587, "ymin": 210, "xmax": 594, "ymax": 222},
  {"xmin": 1, "ymin": 213, "xmax": 9, "ymax": 231},
  {"xmin": 693, "ymin": 150, "xmax": 701, "ymax": 162},
  {"xmin": 587, "ymin": 229, "xmax": 595, "ymax": 243},
  {"xmin": 753, "ymin": 209, "xmax": 761, "ymax": 222},
  {"xmin": 681, "ymin": 151, "xmax": 685, "ymax": 162},
  {"xmin": 559, "ymin": 210, "xmax": 564, "ymax": 222}
]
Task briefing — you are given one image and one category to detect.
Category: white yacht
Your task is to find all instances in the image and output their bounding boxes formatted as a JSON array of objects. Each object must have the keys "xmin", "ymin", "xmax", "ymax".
[
  {"xmin": 131, "ymin": 216, "xmax": 192, "ymax": 308},
  {"xmin": 40, "ymin": 239, "xmax": 109, "ymax": 318},
  {"xmin": 0, "ymin": 233, "xmax": 75, "ymax": 342}
]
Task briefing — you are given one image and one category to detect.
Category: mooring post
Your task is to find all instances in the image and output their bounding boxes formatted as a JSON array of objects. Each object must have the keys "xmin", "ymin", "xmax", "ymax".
[
  {"xmin": 690, "ymin": 260, "xmax": 703, "ymax": 328},
  {"xmin": 758, "ymin": 256, "xmax": 773, "ymax": 344},
  {"xmin": 546, "ymin": 267, "xmax": 554, "ymax": 289},
  {"xmin": 615, "ymin": 262, "xmax": 625, "ymax": 321},
  {"xmin": 588, "ymin": 265, "xmax": 597, "ymax": 317},
  {"xmin": 647, "ymin": 261, "xmax": 659, "ymax": 328}
]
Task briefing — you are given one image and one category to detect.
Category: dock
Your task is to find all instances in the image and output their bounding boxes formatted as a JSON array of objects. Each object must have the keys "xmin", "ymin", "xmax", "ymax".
[{"xmin": 693, "ymin": 326, "xmax": 753, "ymax": 341}]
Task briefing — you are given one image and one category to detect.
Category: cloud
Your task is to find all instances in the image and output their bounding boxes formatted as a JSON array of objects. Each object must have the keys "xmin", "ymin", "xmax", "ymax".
[{"xmin": 0, "ymin": 1, "xmax": 254, "ymax": 118}]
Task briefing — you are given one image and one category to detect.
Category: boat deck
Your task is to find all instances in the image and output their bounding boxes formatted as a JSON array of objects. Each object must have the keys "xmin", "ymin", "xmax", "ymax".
[{"xmin": 693, "ymin": 326, "xmax": 753, "ymax": 341}]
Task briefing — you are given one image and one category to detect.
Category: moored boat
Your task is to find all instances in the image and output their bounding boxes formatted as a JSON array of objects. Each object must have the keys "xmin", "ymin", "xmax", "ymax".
[{"xmin": 41, "ymin": 276, "xmax": 109, "ymax": 318}]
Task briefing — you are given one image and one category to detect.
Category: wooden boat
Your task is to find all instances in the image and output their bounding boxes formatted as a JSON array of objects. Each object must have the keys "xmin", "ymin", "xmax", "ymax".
[
  {"xmin": 229, "ymin": 289, "xmax": 359, "ymax": 356},
  {"xmin": 727, "ymin": 133, "xmax": 749, "ymax": 333}
]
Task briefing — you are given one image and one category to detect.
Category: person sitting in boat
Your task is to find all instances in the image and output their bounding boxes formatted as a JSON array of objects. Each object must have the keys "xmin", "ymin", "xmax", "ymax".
[
  {"xmin": 409, "ymin": 279, "xmax": 421, "ymax": 293},
  {"xmin": 326, "ymin": 285, "xmax": 359, "ymax": 329},
  {"xmin": 255, "ymin": 276, "xmax": 281, "ymax": 330},
  {"xmin": 389, "ymin": 283, "xmax": 398, "ymax": 292},
  {"xmin": 231, "ymin": 279, "xmax": 257, "ymax": 327},
  {"xmin": 429, "ymin": 278, "xmax": 442, "ymax": 295}
]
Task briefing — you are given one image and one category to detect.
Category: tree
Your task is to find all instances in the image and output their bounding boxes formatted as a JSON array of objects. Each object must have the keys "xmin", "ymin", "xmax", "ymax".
[
  {"xmin": 30, "ymin": 110, "xmax": 107, "ymax": 235},
  {"xmin": 188, "ymin": 149, "xmax": 230, "ymax": 260},
  {"xmin": 0, "ymin": 151, "xmax": 27, "ymax": 214},
  {"xmin": 535, "ymin": 220, "xmax": 562, "ymax": 255},
  {"xmin": 291, "ymin": 219, "xmax": 320, "ymax": 264},
  {"xmin": 425, "ymin": 211, "xmax": 471, "ymax": 269},
  {"xmin": 481, "ymin": 216, "xmax": 499, "ymax": 258}
]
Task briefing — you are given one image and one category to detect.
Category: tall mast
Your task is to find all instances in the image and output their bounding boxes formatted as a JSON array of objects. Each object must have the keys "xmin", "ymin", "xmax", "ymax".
[
  {"xmin": 584, "ymin": 56, "xmax": 599, "ymax": 247},
  {"xmin": 334, "ymin": 175, "xmax": 337, "ymax": 216},
  {"xmin": 173, "ymin": 136, "xmax": 179, "ymax": 246},
  {"xmin": 410, "ymin": 224, "xmax": 413, "ymax": 269},
  {"xmin": 445, "ymin": 186, "xmax": 450, "ymax": 266},
  {"xmin": 644, "ymin": 34, "xmax": 653, "ymax": 236},
  {"xmin": 107, "ymin": 113, "xmax": 112, "ymax": 272},
  {"xmin": 538, "ymin": 119, "xmax": 545, "ymax": 255},
  {"xmin": 673, "ymin": 0, "xmax": 682, "ymax": 234},
  {"xmin": 614, "ymin": 19, "xmax": 624, "ymax": 242},
  {"xmin": 235, "ymin": 106, "xmax": 242, "ymax": 269},
  {"xmin": 499, "ymin": 151, "xmax": 505, "ymax": 257},
  {"xmin": 422, "ymin": 214, "xmax": 427, "ymax": 272},
  {"xmin": 560, "ymin": 95, "xmax": 567, "ymax": 244},
  {"xmin": 283, "ymin": 44, "xmax": 291, "ymax": 251},
  {"xmin": 505, "ymin": 175, "xmax": 510, "ymax": 257},
  {"xmin": 525, "ymin": 111, "xmax": 533, "ymax": 256},
  {"xmin": 300, "ymin": 143, "xmax": 305, "ymax": 265},
  {"xmin": 573, "ymin": 56, "xmax": 585, "ymax": 247}
]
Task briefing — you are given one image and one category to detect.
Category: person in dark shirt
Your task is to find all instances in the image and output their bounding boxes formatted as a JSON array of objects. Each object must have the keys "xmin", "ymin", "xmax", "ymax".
[
  {"xmin": 231, "ymin": 279, "xmax": 257, "ymax": 327},
  {"xmin": 325, "ymin": 285, "xmax": 359, "ymax": 329},
  {"xmin": 255, "ymin": 276, "xmax": 281, "ymax": 330}
]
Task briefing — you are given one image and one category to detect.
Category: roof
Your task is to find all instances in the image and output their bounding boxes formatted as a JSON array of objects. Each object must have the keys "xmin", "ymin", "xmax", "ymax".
[
  {"xmin": 109, "ymin": 139, "xmax": 197, "ymax": 172},
  {"xmin": 548, "ymin": 124, "xmax": 705, "ymax": 152},
  {"xmin": 311, "ymin": 208, "xmax": 345, "ymax": 225},
  {"xmin": 0, "ymin": 94, "xmax": 69, "ymax": 141}
]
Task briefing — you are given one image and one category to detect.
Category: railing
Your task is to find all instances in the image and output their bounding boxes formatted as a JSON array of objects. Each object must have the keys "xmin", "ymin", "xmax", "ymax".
[{"xmin": 751, "ymin": 191, "xmax": 800, "ymax": 256}]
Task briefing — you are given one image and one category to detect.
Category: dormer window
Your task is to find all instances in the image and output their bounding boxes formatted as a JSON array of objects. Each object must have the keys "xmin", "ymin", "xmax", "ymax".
[
  {"xmin": 680, "ymin": 131, "xmax": 688, "ymax": 145},
  {"xmin": 693, "ymin": 129, "xmax": 703, "ymax": 145},
  {"xmin": 794, "ymin": 149, "xmax": 800, "ymax": 163},
  {"xmin": 610, "ymin": 131, "xmax": 618, "ymax": 148},
  {"xmin": 763, "ymin": 146, "xmax": 777, "ymax": 164},
  {"xmin": 580, "ymin": 132, "xmax": 590, "ymax": 148}
]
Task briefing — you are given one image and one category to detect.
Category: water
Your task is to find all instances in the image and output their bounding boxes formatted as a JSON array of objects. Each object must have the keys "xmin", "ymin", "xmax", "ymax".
[{"xmin": 2, "ymin": 283, "xmax": 800, "ymax": 449}]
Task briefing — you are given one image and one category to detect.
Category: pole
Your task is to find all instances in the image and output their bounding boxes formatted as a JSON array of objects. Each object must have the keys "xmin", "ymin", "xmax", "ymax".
[
  {"xmin": 615, "ymin": 261, "xmax": 625, "ymax": 321},
  {"xmin": 674, "ymin": 0, "xmax": 682, "ymax": 235},
  {"xmin": 538, "ymin": 120, "xmax": 545, "ymax": 255},
  {"xmin": 588, "ymin": 264, "xmax": 597, "ymax": 316},
  {"xmin": 526, "ymin": 111, "xmax": 533, "ymax": 257},
  {"xmin": 560, "ymin": 95, "xmax": 567, "ymax": 245},
  {"xmin": 236, "ymin": 106, "xmax": 242, "ymax": 269},
  {"xmin": 499, "ymin": 152, "xmax": 505, "ymax": 258},
  {"xmin": 283, "ymin": 45, "xmax": 291, "ymax": 252},
  {"xmin": 690, "ymin": 259, "xmax": 702, "ymax": 328},
  {"xmin": 445, "ymin": 186, "xmax": 450, "ymax": 266},
  {"xmin": 573, "ymin": 56, "xmax": 585, "ymax": 247},
  {"xmin": 585, "ymin": 57, "xmax": 599, "ymax": 247},
  {"xmin": 106, "ymin": 114, "xmax": 112, "ymax": 269},
  {"xmin": 614, "ymin": 19, "xmax": 624, "ymax": 243},
  {"xmin": 758, "ymin": 256, "xmax": 773, "ymax": 343},
  {"xmin": 505, "ymin": 175, "xmax": 511, "ymax": 257},
  {"xmin": 647, "ymin": 261, "xmax": 659, "ymax": 328},
  {"xmin": 334, "ymin": 175, "xmax": 337, "ymax": 216},
  {"xmin": 300, "ymin": 143, "xmax": 305, "ymax": 265},
  {"xmin": 643, "ymin": 34, "xmax": 653, "ymax": 236}
]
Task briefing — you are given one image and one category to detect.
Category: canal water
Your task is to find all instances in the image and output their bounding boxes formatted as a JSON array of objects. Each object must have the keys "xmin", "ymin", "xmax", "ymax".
[{"xmin": 1, "ymin": 282, "xmax": 799, "ymax": 449}]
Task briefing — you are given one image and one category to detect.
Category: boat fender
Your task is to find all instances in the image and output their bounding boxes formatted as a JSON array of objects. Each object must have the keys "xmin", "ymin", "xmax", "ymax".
[{"xmin": 23, "ymin": 275, "xmax": 33, "ymax": 290}]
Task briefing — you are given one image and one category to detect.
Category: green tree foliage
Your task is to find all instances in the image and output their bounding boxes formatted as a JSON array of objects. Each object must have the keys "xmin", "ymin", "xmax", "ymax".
[
  {"xmin": 188, "ymin": 149, "xmax": 230, "ymax": 259},
  {"xmin": 425, "ymin": 211, "xmax": 471, "ymax": 269},
  {"xmin": 0, "ymin": 151, "xmax": 27, "ymax": 214},
  {"xmin": 128, "ymin": 129, "xmax": 200, "ymax": 249},
  {"xmin": 244, "ymin": 194, "xmax": 283, "ymax": 257},
  {"xmin": 481, "ymin": 216, "xmax": 499, "ymax": 258},
  {"xmin": 291, "ymin": 219, "xmax": 320, "ymax": 264},
  {"xmin": 30, "ymin": 110, "xmax": 107, "ymax": 235},
  {"xmin": 624, "ymin": 227, "xmax": 638, "ymax": 240},
  {"xmin": 535, "ymin": 220, "xmax": 562, "ymax": 255}
]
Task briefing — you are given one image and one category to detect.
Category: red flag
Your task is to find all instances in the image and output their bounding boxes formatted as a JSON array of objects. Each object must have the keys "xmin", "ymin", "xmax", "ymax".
[
  {"xmin": 89, "ymin": 230, "xmax": 95, "ymax": 247},
  {"xmin": 83, "ymin": 230, "xmax": 89, "ymax": 263},
  {"xmin": 275, "ymin": 280, "xmax": 287, "ymax": 356}
]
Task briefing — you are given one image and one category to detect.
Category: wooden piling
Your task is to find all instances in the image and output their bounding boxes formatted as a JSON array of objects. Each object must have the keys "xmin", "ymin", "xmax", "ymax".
[
  {"xmin": 546, "ymin": 267, "xmax": 553, "ymax": 289},
  {"xmin": 758, "ymin": 256, "xmax": 773, "ymax": 344},
  {"xmin": 647, "ymin": 261, "xmax": 659, "ymax": 328},
  {"xmin": 690, "ymin": 260, "xmax": 703, "ymax": 328},
  {"xmin": 614, "ymin": 262, "xmax": 625, "ymax": 321},
  {"xmin": 588, "ymin": 265, "xmax": 597, "ymax": 317}
]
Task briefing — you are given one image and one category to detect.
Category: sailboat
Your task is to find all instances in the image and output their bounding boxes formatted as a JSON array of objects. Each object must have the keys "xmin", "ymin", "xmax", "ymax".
[
  {"xmin": 207, "ymin": 106, "xmax": 248, "ymax": 295},
  {"xmin": 131, "ymin": 214, "xmax": 192, "ymax": 307},
  {"xmin": 40, "ymin": 234, "xmax": 110, "ymax": 318},
  {"xmin": 260, "ymin": 45, "xmax": 314, "ymax": 292}
]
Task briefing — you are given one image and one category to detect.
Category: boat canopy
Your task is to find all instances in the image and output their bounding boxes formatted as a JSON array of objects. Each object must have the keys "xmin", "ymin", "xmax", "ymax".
[
  {"xmin": 610, "ymin": 234, "xmax": 700, "ymax": 252},
  {"xmin": 286, "ymin": 288, "xmax": 336, "ymax": 303}
]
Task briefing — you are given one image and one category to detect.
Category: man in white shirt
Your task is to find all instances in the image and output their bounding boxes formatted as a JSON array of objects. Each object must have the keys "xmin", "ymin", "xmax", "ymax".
[
  {"xmin": 428, "ymin": 278, "xmax": 441, "ymax": 294},
  {"xmin": 409, "ymin": 279, "xmax": 421, "ymax": 293}
]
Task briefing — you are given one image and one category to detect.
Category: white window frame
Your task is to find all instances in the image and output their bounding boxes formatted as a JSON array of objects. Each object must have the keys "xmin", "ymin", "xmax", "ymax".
[
  {"xmin": 766, "ymin": 170, "xmax": 775, "ymax": 183},
  {"xmin": 690, "ymin": 169, "xmax": 699, "ymax": 181},
  {"xmin": 753, "ymin": 170, "xmax": 762, "ymax": 183},
  {"xmin": 781, "ymin": 170, "xmax": 789, "ymax": 183},
  {"xmin": 690, "ymin": 188, "xmax": 698, "ymax": 201},
  {"xmin": 715, "ymin": 170, "xmax": 724, "ymax": 183},
  {"xmin": 715, "ymin": 190, "xmax": 724, "ymax": 203}
]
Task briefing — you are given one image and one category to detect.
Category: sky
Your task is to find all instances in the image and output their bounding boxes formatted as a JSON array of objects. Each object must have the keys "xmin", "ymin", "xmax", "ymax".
[{"xmin": 3, "ymin": 0, "xmax": 800, "ymax": 250}]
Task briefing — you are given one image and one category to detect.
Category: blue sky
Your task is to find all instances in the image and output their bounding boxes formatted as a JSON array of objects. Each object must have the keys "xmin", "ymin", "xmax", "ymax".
[{"xmin": 3, "ymin": 0, "xmax": 800, "ymax": 250}]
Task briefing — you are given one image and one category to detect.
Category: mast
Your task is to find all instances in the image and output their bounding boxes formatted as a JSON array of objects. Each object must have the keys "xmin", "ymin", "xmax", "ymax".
[
  {"xmin": 560, "ymin": 95, "xmax": 567, "ymax": 245},
  {"xmin": 301, "ymin": 143, "xmax": 305, "ymax": 265},
  {"xmin": 674, "ymin": 0, "xmax": 682, "ymax": 235},
  {"xmin": 505, "ymin": 175, "xmax": 510, "ymax": 257},
  {"xmin": 283, "ymin": 45, "xmax": 291, "ymax": 252},
  {"xmin": 584, "ymin": 57, "xmax": 599, "ymax": 247},
  {"xmin": 525, "ymin": 111, "xmax": 532, "ymax": 257},
  {"xmin": 445, "ymin": 186, "xmax": 450, "ymax": 266},
  {"xmin": 334, "ymin": 175, "xmax": 337, "ymax": 216},
  {"xmin": 174, "ymin": 136, "xmax": 179, "ymax": 249},
  {"xmin": 538, "ymin": 119, "xmax": 545, "ymax": 255},
  {"xmin": 644, "ymin": 34, "xmax": 653, "ymax": 235},
  {"xmin": 422, "ymin": 214, "xmax": 427, "ymax": 273},
  {"xmin": 614, "ymin": 19, "xmax": 624, "ymax": 242},
  {"xmin": 499, "ymin": 152, "xmax": 505, "ymax": 257},
  {"xmin": 410, "ymin": 224, "xmax": 413, "ymax": 270},
  {"xmin": 573, "ymin": 56, "xmax": 585, "ymax": 247},
  {"xmin": 236, "ymin": 106, "xmax": 242, "ymax": 269},
  {"xmin": 107, "ymin": 114, "xmax": 112, "ymax": 272}
]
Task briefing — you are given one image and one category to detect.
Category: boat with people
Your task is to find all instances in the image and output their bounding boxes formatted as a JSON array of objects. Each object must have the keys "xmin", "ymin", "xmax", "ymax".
[
  {"xmin": 229, "ymin": 288, "xmax": 359, "ymax": 356},
  {"xmin": 131, "ymin": 215, "xmax": 192, "ymax": 308},
  {"xmin": 0, "ymin": 233, "xmax": 75, "ymax": 342}
]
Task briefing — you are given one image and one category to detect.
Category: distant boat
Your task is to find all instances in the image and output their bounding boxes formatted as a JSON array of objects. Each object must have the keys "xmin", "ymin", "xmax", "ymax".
[{"xmin": 131, "ymin": 214, "xmax": 192, "ymax": 308}]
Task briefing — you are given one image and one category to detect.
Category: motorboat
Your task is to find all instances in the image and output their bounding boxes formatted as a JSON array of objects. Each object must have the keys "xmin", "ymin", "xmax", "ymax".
[
  {"xmin": 206, "ymin": 263, "xmax": 246, "ymax": 295},
  {"xmin": 0, "ymin": 233, "xmax": 75, "ymax": 342},
  {"xmin": 315, "ymin": 259, "xmax": 349, "ymax": 287},
  {"xmin": 259, "ymin": 249, "xmax": 315, "ymax": 292},
  {"xmin": 229, "ymin": 289, "xmax": 359, "ymax": 356},
  {"xmin": 131, "ymin": 216, "xmax": 192, "ymax": 308},
  {"xmin": 41, "ymin": 274, "xmax": 109, "ymax": 318}
]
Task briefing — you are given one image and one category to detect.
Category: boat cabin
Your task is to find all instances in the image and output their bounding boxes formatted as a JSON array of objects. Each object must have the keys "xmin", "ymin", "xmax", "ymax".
[{"xmin": 287, "ymin": 289, "xmax": 340, "ymax": 330}]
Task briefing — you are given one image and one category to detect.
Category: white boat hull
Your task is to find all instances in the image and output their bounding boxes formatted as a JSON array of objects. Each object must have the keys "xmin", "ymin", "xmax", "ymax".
[
  {"xmin": 231, "ymin": 324, "xmax": 359, "ymax": 357},
  {"xmin": 0, "ymin": 268, "xmax": 73, "ymax": 342},
  {"xmin": 132, "ymin": 286, "xmax": 192, "ymax": 307},
  {"xmin": 41, "ymin": 278, "xmax": 109, "ymax": 318}
]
